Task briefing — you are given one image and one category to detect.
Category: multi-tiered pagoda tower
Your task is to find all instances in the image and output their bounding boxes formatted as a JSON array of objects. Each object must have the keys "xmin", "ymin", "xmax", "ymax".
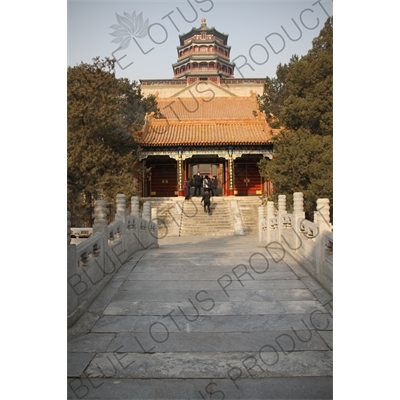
[{"xmin": 172, "ymin": 18, "xmax": 235, "ymax": 85}]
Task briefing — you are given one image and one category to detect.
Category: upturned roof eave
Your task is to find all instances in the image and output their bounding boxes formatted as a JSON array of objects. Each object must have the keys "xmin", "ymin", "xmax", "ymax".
[
  {"xmin": 178, "ymin": 27, "xmax": 229, "ymax": 44},
  {"xmin": 176, "ymin": 42, "xmax": 232, "ymax": 50},
  {"xmin": 140, "ymin": 141, "xmax": 273, "ymax": 147}
]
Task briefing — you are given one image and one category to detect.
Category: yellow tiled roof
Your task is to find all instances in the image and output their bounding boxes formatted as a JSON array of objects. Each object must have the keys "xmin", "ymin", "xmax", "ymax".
[
  {"xmin": 138, "ymin": 95, "xmax": 274, "ymax": 146},
  {"xmin": 140, "ymin": 120, "xmax": 272, "ymax": 146},
  {"xmin": 155, "ymin": 96, "xmax": 259, "ymax": 120}
]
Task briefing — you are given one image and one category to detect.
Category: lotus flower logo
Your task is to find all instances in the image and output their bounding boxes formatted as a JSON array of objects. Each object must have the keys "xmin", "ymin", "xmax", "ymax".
[{"xmin": 110, "ymin": 11, "xmax": 150, "ymax": 50}]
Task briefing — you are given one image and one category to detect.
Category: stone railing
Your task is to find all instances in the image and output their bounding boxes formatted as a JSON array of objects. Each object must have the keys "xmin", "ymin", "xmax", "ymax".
[
  {"xmin": 258, "ymin": 193, "xmax": 333, "ymax": 295},
  {"xmin": 67, "ymin": 195, "xmax": 158, "ymax": 328}
]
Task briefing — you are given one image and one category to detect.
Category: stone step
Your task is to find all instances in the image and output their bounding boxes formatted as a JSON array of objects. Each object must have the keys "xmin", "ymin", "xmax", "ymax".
[
  {"xmin": 84, "ymin": 351, "xmax": 333, "ymax": 379},
  {"xmin": 67, "ymin": 377, "xmax": 333, "ymax": 399},
  {"xmin": 180, "ymin": 227, "xmax": 232, "ymax": 230},
  {"xmin": 180, "ymin": 224, "xmax": 233, "ymax": 231},
  {"xmin": 182, "ymin": 211, "xmax": 231, "ymax": 215},
  {"xmin": 179, "ymin": 224, "xmax": 232, "ymax": 228},
  {"xmin": 181, "ymin": 223, "xmax": 232, "ymax": 226},
  {"xmin": 149, "ymin": 202, "xmax": 182, "ymax": 237},
  {"xmin": 183, "ymin": 217, "xmax": 233, "ymax": 220},
  {"xmin": 180, "ymin": 226, "xmax": 233, "ymax": 230},
  {"xmin": 179, "ymin": 231, "xmax": 234, "ymax": 234},
  {"xmin": 148, "ymin": 197, "xmax": 265, "ymax": 237},
  {"xmin": 238, "ymin": 202, "xmax": 261, "ymax": 235},
  {"xmin": 180, "ymin": 200, "xmax": 233, "ymax": 236}
]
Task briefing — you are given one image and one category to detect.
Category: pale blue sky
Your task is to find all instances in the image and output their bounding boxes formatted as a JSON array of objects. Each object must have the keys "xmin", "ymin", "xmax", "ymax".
[{"xmin": 68, "ymin": 0, "xmax": 333, "ymax": 82}]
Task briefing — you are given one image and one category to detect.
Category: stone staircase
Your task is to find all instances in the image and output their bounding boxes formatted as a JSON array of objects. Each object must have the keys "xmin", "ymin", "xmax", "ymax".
[
  {"xmin": 145, "ymin": 196, "xmax": 263, "ymax": 237},
  {"xmin": 237, "ymin": 197, "xmax": 263, "ymax": 235},
  {"xmin": 179, "ymin": 197, "xmax": 234, "ymax": 236},
  {"xmin": 146, "ymin": 199, "xmax": 182, "ymax": 237}
]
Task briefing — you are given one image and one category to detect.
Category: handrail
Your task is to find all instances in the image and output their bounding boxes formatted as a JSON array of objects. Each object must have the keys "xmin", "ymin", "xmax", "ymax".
[{"xmin": 75, "ymin": 232, "xmax": 103, "ymax": 267}]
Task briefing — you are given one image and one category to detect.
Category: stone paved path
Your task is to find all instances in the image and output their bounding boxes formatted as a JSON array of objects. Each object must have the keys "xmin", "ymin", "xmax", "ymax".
[{"xmin": 68, "ymin": 235, "xmax": 333, "ymax": 399}]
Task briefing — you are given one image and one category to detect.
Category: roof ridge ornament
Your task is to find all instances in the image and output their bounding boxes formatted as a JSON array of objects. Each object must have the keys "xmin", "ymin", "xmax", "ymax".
[
  {"xmin": 201, "ymin": 18, "xmax": 207, "ymax": 27},
  {"xmin": 143, "ymin": 111, "xmax": 155, "ymax": 134}
]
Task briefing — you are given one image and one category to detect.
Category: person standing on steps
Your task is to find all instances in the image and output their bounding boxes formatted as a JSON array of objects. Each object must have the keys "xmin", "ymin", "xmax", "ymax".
[
  {"xmin": 211, "ymin": 176, "xmax": 218, "ymax": 196},
  {"xmin": 190, "ymin": 175, "xmax": 195, "ymax": 197},
  {"xmin": 203, "ymin": 175, "xmax": 211, "ymax": 196},
  {"xmin": 194, "ymin": 172, "xmax": 202, "ymax": 197},
  {"xmin": 183, "ymin": 178, "xmax": 191, "ymax": 200},
  {"xmin": 201, "ymin": 190, "xmax": 211, "ymax": 215},
  {"xmin": 208, "ymin": 175, "xmax": 214, "ymax": 197}
]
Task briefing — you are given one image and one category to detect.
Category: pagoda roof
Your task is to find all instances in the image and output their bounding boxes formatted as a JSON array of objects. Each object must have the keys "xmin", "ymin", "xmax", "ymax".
[
  {"xmin": 177, "ymin": 41, "xmax": 231, "ymax": 50},
  {"xmin": 172, "ymin": 56, "xmax": 235, "ymax": 67},
  {"xmin": 137, "ymin": 96, "xmax": 274, "ymax": 147},
  {"xmin": 178, "ymin": 20, "xmax": 229, "ymax": 45}
]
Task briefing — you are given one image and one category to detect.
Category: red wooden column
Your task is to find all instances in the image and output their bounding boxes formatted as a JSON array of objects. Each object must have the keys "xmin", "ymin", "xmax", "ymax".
[
  {"xmin": 227, "ymin": 152, "xmax": 235, "ymax": 196},
  {"xmin": 177, "ymin": 149, "xmax": 184, "ymax": 196}
]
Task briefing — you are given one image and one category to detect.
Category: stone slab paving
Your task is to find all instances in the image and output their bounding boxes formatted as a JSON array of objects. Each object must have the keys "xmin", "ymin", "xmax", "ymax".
[
  {"xmin": 113, "ymin": 288, "xmax": 315, "ymax": 302},
  {"xmin": 67, "ymin": 378, "xmax": 333, "ymax": 399},
  {"xmin": 90, "ymin": 313, "xmax": 333, "ymax": 334},
  {"xmin": 68, "ymin": 235, "xmax": 333, "ymax": 399},
  {"xmin": 104, "ymin": 331, "xmax": 328, "ymax": 353}
]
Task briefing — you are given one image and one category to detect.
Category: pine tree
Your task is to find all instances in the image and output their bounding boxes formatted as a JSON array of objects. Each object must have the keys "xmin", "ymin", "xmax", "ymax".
[
  {"xmin": 281, "ymin": 17, "xmax": 333, "ymax": 136},
  {"xmin": 258, "ymin": 17, "xmax": 333, "ymax": 219},
  {"xmin": 258, "ymin": 128, "xmax": 333, "ymax": 218},
  {"xmin": 67, "ymin": 57, "xmax": 158, "ymax": 226}
]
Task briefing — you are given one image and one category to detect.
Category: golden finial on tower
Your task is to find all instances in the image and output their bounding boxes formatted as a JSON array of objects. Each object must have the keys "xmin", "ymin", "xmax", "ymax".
[{"xmin": 201, "ymin": 18, "xmax": 206, "ymax": 27}]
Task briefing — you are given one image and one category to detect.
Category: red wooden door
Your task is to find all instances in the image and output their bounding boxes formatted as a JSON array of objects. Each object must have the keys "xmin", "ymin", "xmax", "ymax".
[
  {"xmin": 150, "ymin": 163, "xmax": 177, "ymax": 196},
  {"xmin": 234, "ymin": 162, "xmax": 263, "ymax": 195}
]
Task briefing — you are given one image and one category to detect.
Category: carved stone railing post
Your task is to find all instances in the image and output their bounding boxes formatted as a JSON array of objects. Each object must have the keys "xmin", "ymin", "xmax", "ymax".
[
  {"xmin": 138, "ymin": 201, "xmax": 150, "ymax": 249},
  {"xmin": 317, "ymin": 198, "xmax": 332, "ymax": 267},
  {"xmin": 266, "ymin": 201, "xmax": 274, "ymax": 244},
  {"xmin": 143, "ymin": 202, "xmax": 151, "ymax": 222},
  {"xmin": 130, "ymin": 196, "xmax": 140, "ymax": 239},
  {"xmin": 151, "ymin": 207, "xmax": 158, "ymax": 227},
  {"xmin": 293, "ymin": 192, "xmax": 304, "ymax": 215},
  {"xmin": 150, "ymin": 207, "xmax": 159, "ymax": 247},
  {"xmin": 277, "ymin": 195, "xmax": 286, "ymax": 241},
  {"xmin": 93, "ymin": 200, "xmax": 108, "ymax": 236},
  {"xmin": 278, "ymin": 195, "xmax": 286, "ymax": 213},
  {"xmin": 151, "ymin": 206, "xmax": 158, "ymax": 226},
  {"xmin": 314, "ymin": 198, "xmax": 331, "ymax": 276},
  {"xmin": 115, "ymin": 193, "xmax": 127, "ymax": 223},
  {"xmin": 92, "ymin": 200, "xmax": 108, "ymax": 272},
  {"xmin": 293, "ymin": 192, "xmax": 305, "ymax": 250},
  {"xmin": 115, "ymin": 193, "xmax": 128, "ymax": 255},
  {"xmin": 316, "ymin": 198, "xmax": 331, "ymax": 232},
  {"xmin": 130, "ymin": 196, "xmax": 140, "ymax": 219}
]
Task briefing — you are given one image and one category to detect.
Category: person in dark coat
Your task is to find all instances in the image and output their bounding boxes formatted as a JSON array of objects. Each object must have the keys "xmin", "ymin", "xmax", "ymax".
[
  {"xmin": 201, "ymin": 190, "xmax": 211, "ymax": 215},
  {"xmin": 190, "ymin": 176, "xmax": 195, "ymax": 197},
  {"xmin": 211, "ymin": 176, "xmax": 218, "ymax": 196},
  {"xmin": 183, "ymin": 179, "xmax": 191, "ymax": 200},
  {"xmin": 194, "ymin": 172, "xmax": 202, "ymax": 196}
]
